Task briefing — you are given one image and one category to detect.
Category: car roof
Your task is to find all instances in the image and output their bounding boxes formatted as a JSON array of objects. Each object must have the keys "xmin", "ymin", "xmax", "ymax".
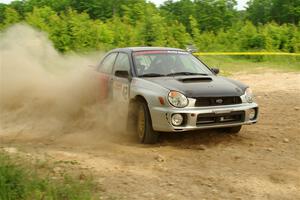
[{"xmin": 110, "ymin": 47, "xmax": 185, "ymax": 53}]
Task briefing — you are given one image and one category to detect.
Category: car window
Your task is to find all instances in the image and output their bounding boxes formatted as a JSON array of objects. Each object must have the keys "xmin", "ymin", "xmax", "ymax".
[
  {"xmin": 133, "ymin": 51, "xmax": 212, "ymax": 76},
  {"xmin": 180, "ymin": 54, "xmax": 204, "ymax": 71},
  {"xmin": 134, "ymin": 55, "xmax": 154, "ymax": 75},
  {"xmin": 113, "ymin": 53, "xmax": 130, "ymax": 73},
  {"xmin": 98, "ymin": 53, "xmax": 118, "ymax": 74}
]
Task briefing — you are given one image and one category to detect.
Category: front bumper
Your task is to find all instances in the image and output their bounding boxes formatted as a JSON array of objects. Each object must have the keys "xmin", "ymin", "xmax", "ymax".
[{"xmin": 150, "ymin": 103, "xmax": 258, "ymax": 132}]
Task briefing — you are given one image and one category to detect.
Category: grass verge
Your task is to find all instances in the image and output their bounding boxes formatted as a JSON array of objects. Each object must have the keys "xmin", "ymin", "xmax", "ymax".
[
  {"xmin": 0, "ymin": 152, "xmax": 100, "ymax": 200},
  {"xmin": 199, "ymin": 55, "xmax": 300, "ymax": 75}
]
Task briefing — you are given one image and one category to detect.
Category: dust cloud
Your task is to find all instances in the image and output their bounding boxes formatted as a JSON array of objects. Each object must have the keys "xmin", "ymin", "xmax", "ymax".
[{"xmin": 0, "ymin": 24, "xmax": 126, "ymax": 140}]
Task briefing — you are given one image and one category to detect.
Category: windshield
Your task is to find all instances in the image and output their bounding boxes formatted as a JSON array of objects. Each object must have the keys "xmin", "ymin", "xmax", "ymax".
[{"xmin": 133, "ymin": 50, "xmax": 212, "ymax": 77}]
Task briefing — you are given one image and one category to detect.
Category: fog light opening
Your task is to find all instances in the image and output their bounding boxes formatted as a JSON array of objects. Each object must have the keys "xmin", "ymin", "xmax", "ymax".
[
  {"xmin": 248, "ymin": 109, "xmax": 256, "ymax": 120},
  {"xmin": 171, "ymin": 114, "xmax": 184, "ymax": 126}
]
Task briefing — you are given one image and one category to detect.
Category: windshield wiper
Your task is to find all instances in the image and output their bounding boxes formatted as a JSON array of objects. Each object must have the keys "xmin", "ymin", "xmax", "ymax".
[
  {"xmin": 166, "ymin": 72, "xmax": 208, "ymax": 76},
  {"xmin": 138, "ymin": 73, "xmax": 166, "ymax": 77}
]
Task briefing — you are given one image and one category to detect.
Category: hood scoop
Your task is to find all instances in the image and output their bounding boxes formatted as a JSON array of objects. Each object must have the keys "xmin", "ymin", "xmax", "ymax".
[{"xmin": 178, "ymin": 77, "xmax": 212, "ymax": 83}]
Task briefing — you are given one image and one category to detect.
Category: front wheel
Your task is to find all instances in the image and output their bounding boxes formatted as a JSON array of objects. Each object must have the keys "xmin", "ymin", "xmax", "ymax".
[
  {"xmin": 136, "ymin": 101, "xmax": 159, "ymax": 144},
  {"xmin": 224, "ymin": 125, "xmax": 242, "ymax": 134}
]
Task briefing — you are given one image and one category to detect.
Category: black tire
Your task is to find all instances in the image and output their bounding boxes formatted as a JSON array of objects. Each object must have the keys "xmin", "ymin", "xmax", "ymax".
[
  {"xmin": 224, "ymin": 125, "xmax": 242, "ymax": 134},
  {"xmin": 136, "ymin": 101, "xmax": 159, "ymax": 144}
]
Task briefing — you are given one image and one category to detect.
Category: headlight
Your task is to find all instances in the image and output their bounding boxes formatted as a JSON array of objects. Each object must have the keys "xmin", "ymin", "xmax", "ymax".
[
  {"xmin": 171, "ymin": 114, "xmax": 184, "ymax": 126},
  {"xmin": 168, "ymin": 91, "xmax": 189, "ymax": 108},
  {"xmin": 245, "ymin": 88, "xmax": 254, "ymax": 103},
  {"xmin": 248, "ymin": 108, "xmax": 256, "ymax": 120}
]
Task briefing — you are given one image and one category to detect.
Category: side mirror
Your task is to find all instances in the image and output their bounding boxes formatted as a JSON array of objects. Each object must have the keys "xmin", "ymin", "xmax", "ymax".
[
  {"xmin": 211, "ymin": 67, "xmax": 219, "ymax": 75},
  {"xmin": 115, "ymin": 70, "xmax": 129, "ymax": 79}
]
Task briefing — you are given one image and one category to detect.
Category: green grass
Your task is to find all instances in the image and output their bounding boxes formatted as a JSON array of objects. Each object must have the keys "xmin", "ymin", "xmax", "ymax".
[
  {"xmin": 0, "ymin": 153, "xmax": 100, "ymax": 200},
  {"xmin": 198, "ymin": 55, "xmax": 300, "ymax": 75}
]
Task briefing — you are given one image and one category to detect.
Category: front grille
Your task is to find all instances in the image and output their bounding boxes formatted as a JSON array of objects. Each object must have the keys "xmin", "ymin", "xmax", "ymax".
[
  {"xmin": 196, "ymin": 111, "xmax": 245, "ymax": 126},
  {"xmin": 195, "ymin": 96, "xmax": 242, "ymax": 107}
]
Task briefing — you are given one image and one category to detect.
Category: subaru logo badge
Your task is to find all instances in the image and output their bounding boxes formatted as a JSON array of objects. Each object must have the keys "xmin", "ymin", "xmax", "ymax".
[{"xmin": 216, "ymin": 99, "xmax": 223, "ymax": 104}]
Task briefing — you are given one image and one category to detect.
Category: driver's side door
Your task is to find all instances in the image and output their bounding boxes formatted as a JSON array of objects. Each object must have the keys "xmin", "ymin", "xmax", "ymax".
[{"xmin": 112, "ymin": 52, "xmax": 131, "ymax": 105}]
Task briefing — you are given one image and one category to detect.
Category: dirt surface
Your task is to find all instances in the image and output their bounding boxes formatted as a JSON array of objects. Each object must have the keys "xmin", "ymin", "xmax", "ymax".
[{"xmin": 1, "ymin": 72, "xmax": 300, "ymax": 200}]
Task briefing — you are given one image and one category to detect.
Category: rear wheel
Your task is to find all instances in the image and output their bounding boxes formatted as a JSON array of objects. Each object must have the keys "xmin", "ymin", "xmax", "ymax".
[
  {"xmin": 136, "ymin": 101, "xmax": 159, "ymax": 144},
  {"xmin": 224, "ymin": 125, "xmax": 242, "ymax": 134}
]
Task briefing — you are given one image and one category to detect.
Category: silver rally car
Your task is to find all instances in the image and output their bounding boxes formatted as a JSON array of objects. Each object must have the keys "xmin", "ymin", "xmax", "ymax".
[{"xmin": 96, "ymin": 47, "xmax": 259, "ymax": 144}]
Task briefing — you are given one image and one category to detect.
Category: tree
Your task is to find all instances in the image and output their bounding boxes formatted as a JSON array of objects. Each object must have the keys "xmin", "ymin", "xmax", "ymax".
[
  {"xmin": 270, "ymin": 0, "xmax": 300, "ymax": 24},
  {"xmin": 246, "ymin": 0, "xmax": 273, "ymax": 24},
  {"xmin": 165, "ymin": 20, "xmax": 192, "ymax": 48},
  {"xmin": 20, "ymin": 0, "xmax": 71, "ymax": 13},
  {"xmin": 2, "ymin": 7, "xmax": 21, "ymax": 29},
  {"xmin": 194, "ymin": 0, "xmax": 238, "ymax": 32},
  {"xmin": 1, "ymin": 0, "xmax": 299, "ymax": 54},
  {"xmin": 161, "ymin": 0, "xmax": 195, "ymax": 33},
  {"xmin": 161, "ymin": 0, "xmax": 238, "ymax": 33},
  {"xmin": 0, "ymin": 3, "xmax": 7, "ymax": 23},
  {"xmin": 107, "ymin": 16, "xmax": 138, "ymax": 47},
  {"xmin": 239, "ymin": 21, "xmax": 266, "ymax": 51},
  {"xmin": 247, "ymin": 0, "xmax": 300, "ymax": 25},
  {"xmin": 139, "ymin": 11, "xmax": 167, "ymax": 46}
]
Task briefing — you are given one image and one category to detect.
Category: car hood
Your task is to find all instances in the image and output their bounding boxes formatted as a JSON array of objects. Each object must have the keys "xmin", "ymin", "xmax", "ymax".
[{"xmin": 144, "ymin": 75, "xmax": 247, "ymax": 97}]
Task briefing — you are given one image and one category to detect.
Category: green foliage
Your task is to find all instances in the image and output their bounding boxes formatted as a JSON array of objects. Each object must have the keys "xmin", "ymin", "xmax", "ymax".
[
  {"xmin": 0, "ymin": 155, "xmax": 26, "ymax": 200},
  {"xmin": 24, "ymin": 6, "xmax": 114, "ymax": 52},
  {"xmin": 0, "ymin": 3, "xmax": 7, "ymax": 23},
  {"xmin": 161, "ymin": 0, "xmax": 196, "ymax": 33},
  {"xmin": 192, "ymin": 21, "xmax": 300, "ymax": 54},
  {"xmin": 0, "ymin": 153, "xmax": 99, "ymax": 200},
  {"xmin": 1, "ymin": 7, "xmax": 21, "ymax": 29},
  {"xmin": 247, "ymin": 0, "xmax": 300, "ymax": 24},
  {"xmin": 0, "ymin": 0, "xmax": 299, "ymax": 56},
  {"xmin": 140, "ymin": 9, "xmax": 167, "ymax": 46},
  {"xmin": 161, "ymin": 0, "xmax": 238, "ymax": 32},
  {"xmin": 165, "ymin": 21, "xmax": 192, "ymax": 48}
]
